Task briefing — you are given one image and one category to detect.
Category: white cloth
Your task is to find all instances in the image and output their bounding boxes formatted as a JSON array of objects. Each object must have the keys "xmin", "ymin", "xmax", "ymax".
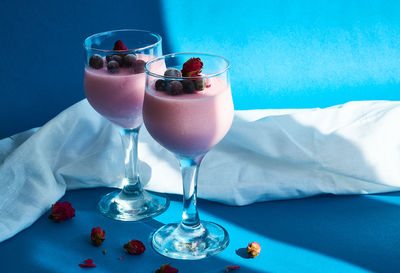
[{"xmin": 1, "ymin": 99, "xmax": 400, "ymax": 242}]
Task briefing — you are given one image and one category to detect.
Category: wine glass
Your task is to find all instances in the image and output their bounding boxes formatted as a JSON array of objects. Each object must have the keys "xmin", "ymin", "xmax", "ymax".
[
  {"xmin": 83, "ymin": 29, "xmax": 169, "ymax": 221},
  {"xmin": 143, "ymin": 53, "xmax": 233, "ymax": 259}
]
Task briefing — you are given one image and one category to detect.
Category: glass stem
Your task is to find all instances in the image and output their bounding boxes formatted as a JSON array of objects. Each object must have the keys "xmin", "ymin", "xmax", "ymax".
[
  {"xmin": 178, "ymin": 154, "xmax": 205, "ymax": 228},
  {"xmin": 120, "ymin": 127, "xmax": 143, "ymax": 196}
]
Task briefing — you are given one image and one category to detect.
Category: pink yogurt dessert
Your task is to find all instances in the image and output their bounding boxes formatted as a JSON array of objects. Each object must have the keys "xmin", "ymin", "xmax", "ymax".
[
  {"xmin": 143, "ymin": 77, "xmax": 234, "ymax": 156},
  {"xmin": 84, "ymin": 55, "xmax": 152, "ymax": 129}
]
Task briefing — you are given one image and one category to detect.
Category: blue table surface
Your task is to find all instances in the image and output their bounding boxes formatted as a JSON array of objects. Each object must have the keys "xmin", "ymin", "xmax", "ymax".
[{"xmin": 1, "ymin": 187, "xmax": 400, "ymax": 273}]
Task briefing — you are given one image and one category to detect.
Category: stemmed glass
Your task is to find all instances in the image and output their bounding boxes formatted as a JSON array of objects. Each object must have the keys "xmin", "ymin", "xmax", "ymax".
[
  {"xmin": 83, "ymin": 29, "xmax": 169, "ymax": 221},
  {"xmin": 143, "ymin": 53, "xmax": 234, "ymax": 259}
]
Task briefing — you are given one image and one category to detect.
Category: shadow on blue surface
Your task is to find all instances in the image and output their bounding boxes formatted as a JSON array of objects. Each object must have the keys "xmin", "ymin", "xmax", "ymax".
[
  {"xmin": 0, "ymin": 0, "xmax": 172, "ymax": 136},
  {"xmin": 3, "ymin": 187, "xmax": 396, "ymax": 273},
  {"xmin": 136, "ymin": 112, "xmax": 400, "ymax": 272},
  {"xmin": 2, "ymin": 0, "xmax": 400, "ymax": 136},
  {"xmin": 0, "ymin": 188, "xmax": 267, "ymax": 273}
]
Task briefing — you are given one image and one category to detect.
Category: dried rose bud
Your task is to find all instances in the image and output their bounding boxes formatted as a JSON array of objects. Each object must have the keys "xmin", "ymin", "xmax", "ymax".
[
  {"xmin": 225, "ymin": 265, "xmax": 240, "ymax": 273},
  {"xmin": 181, "ymin": 57, "xmax": 203, "ymax": 77},
  {"xmin": 123, "ymin": 239, "xmax": 145, "ymax": 255},
  {"xmin": 246, "ymin": 242, "xmax": 261, "ymax": 258},
  {"xmin": 91, "ymin": 227, "xmax": 105, "ymax": 246},
  {"xmin": 48, "ymin": 201, "xmax": 75, "ymax": 222},
  {"xmin": 79, "ymin": 258, "xmax": 96, "ymax": 268},
  {"xmin": 155, "ymin": 264, "xmax": 179, "ymax": 273}
]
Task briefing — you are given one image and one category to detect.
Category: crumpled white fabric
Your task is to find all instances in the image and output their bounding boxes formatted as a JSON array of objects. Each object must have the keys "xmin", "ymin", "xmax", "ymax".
[{"xmin": 1, "ymin": 99, "xmax": 400, "ymax": 242}]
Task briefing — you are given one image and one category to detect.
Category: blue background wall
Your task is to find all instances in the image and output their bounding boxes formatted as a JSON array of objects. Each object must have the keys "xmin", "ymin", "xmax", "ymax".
[{"xmin": 1, "ymin": 0, "xmax": 400, "ymax": 136}]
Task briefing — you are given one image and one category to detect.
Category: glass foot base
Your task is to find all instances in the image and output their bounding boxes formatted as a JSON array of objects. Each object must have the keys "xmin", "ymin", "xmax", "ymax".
[
  {"xmin": 151, "ymin": 221, "xmax": 229, "ymax": 260},
  {"xmin": 98, "ymin": 189, "xmax": 169, "ymax": 221}
]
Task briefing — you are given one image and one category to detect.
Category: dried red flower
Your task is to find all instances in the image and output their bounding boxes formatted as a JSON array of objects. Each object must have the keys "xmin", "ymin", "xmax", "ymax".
[
  {"xmin": 225, "ymin": 265, "xmax": 240, "ymax": 273},
  {"xmin": 114, "ymin": 40, "xmax": 128, "ymax": 51},
  {"xmin": 246, "ymin": 242, "xmax": 261, "ymax": 258},
  {"xmin": 155, "ymin": 264, "xmax": 179, "ymax": 273},
  {"xmin": 48, "ymin": 201, "xmax": 75, "ymax": 222},
  {"xmin": 79, "ymin": 258, "xmax": 96, "ymax": 268},
  {"xmin": 91, "ymin": 227, "xmax": 105, "ymax": 246},
  {"xmin": 181, "ymin": 57, "xmax": 203, "ymax": 77},
  {"xmin": 123, "ymin": 239, "xmax": 145, "ymax": 255}
]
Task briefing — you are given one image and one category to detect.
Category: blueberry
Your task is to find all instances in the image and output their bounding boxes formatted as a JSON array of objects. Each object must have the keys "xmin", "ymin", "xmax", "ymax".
[
  {"xmin": 193, "ymin": 78, "xmax": 206, "ymax": 91},
  {"xmin": 182, "ymin": 79, "xmax": 195, "ymax": 94},
  {"xmin": 107, "ymin": 60, "xmax": 120, "ymax": 73},
  {"xmin": 106, "ymin": 54, "xmax": 114, "ymax": 63},
  {"xmin": 155, "ymin": 79, "xmax": 165, "ymax": 91},
  {"xmin": 111, "ymin": 55, "xmax": 123, "ymax": 66},
  {"xmin": 134, "ymin": 60, "xmax": 146, "ymax": 73},
  {"xmin": 164, "ymin": 68, "xmax": 182, "ymax": 78},
  {"xmin": 123, "ymin": 54, "xmax": 137, "ymax": 68},
  {"xmin": 166, "ymin": 81, "xmax": 183, "ymax": 95},
  {"xmin": 89, "ymin": 54, "xmax": 103, "ymax": 69}
]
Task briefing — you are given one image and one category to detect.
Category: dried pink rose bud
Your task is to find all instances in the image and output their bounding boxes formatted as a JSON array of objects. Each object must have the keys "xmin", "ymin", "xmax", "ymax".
[
  {"xmin": 155, "ymin": 264, "xmax": 179, "ymax": 273},
  {"xmin": 48, "ymin": 201, "xmax": 75, "ymax": 222},
  {"xmin": 123, "ymin": 239, "xmax": 145, "ymax": 255},
  {"xmin": 91, "ymin": 227, "xmax": 105, "ymax": 246},
  {"xmin": 79, "ymin": 258, "xmax": 96, "ymax": 268},
  {"xmin": 225, "ymin": 265, "xmax": 240, "ymax": 273},
  {"xmin": 246, "ymin": 242, "xmax": 261, "ymax": 258}
]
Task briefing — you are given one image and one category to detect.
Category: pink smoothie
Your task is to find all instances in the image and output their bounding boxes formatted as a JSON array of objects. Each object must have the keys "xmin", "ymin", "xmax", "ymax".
[
  {"xmin": 143, "ymin": 77, "xmax": 234, "ymax": 156},
  {"xmin": 84, "ymin": 55, "xmax": 152, "ymax": 129}
]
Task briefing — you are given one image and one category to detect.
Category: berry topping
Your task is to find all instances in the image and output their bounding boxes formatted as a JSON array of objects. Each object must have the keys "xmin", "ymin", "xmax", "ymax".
[
  {"xmin": 89, "ymin": 54, "xmax": 103, "ymax": 69},
  {"xmin": 111, "ymin": 55, "xmax": 123, "ymax": 66},
  {"xmin": 107, "ymin": 60, "xmax": 120, "ymax": 73},
  {"xmin": 106, "ymin": 54, "xmax": 113, "ymax": 63},
  {"xmin": 182, "ymin": 79, "xmax": 195, "ymax": 94},
  {"xmin": 167, "ymin": 81, "xmax": 184, "ymax": 95},
  {"xmin": 134, "ymin": 59, "xmax": 146, "ymax": 73},
  {"xmin": 181, "ymin": 57, "xmax": 203, "ymax": 77},
  {"xmin": 164, "ymin": 68, "xmax": 182, "ymax": 78},
  {"xmin": 114, "ymin": 40, "xmax": 128, "ymax": 51},
  {"xmin": 155, "ymin": 79, "xmax": 165, "ymax": 91},
  {"xmin": 123, "ymin": 54, "xmax": 137, "ymax": 68},
  {"xmin": 193, "ymin": 78, "xmax": 206, "ymax": 91}
]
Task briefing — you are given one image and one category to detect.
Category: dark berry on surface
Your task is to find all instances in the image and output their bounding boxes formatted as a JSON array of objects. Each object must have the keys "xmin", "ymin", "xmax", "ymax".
[
  {"xmin": 106, "ymin": 54, "xmax": 114, "ymax": 63},
  {"xmin": 164, "ymin": 68, "xmax": 182, "ymax": 78},
  {"xmin": 111, "ymin": 55, "xmax": 123, "ymax": 66},
  {"xmin": 182, "ymin": 79, "xmax": 195, "ymax": 94},
  {"xmin": 134, "ymin": 60, "xmax": 146, "ymax": 73},
  {"xmin": 193, "ymin": 78, "xmax": 206, "ymax": 91},
  {"xmin": 107, "ymin": 60, "xmax": 120, "ymax": 73},
  {"xmin": 123, "ymin": 54, "xmax": 137, "ymax": 68},
  {"xmin": 155, "ymin": 79, "xmax": 165, "ymax": 91},
  {"xmin": 89, "ymin": 54, "xmax": 104, "ymax": 69},
  {"xmin": 167, "ymin": 81, "xmax": 184, "ymax": 95}
]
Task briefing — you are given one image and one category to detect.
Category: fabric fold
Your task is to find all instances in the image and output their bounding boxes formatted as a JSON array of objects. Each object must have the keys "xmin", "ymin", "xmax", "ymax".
[{"xmin": 1, "ymin": 99, "xmax": 400, "ymax": 242}]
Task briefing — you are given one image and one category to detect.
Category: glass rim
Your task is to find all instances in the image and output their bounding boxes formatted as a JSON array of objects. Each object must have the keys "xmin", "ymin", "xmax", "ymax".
[
  {"xmin": 83, "ymin": 29, "xmax": 162, "ymax": 53},
  {"xmin": 145, "ymin": 52, "xmax": 231, "ymax": 80}
]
